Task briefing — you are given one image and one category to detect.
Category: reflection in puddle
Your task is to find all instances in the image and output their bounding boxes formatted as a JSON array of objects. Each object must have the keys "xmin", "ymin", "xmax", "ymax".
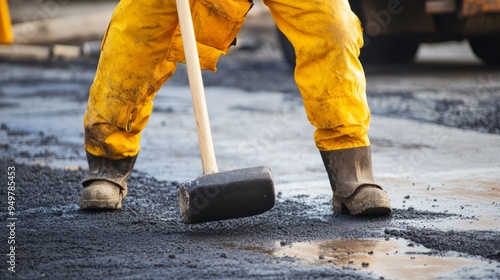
[{"xmin": 227, "ymin": 238, "xmax": 498, "ymax": 279}]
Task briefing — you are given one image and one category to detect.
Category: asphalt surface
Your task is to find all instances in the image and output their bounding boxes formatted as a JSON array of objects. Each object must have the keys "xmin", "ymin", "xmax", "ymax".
[
  {"xmin": 1, "ymin": 157, "xmax": 498, "ymax": 279},
  {"xmin": 1, "ymin": 3, "xmax": 500, "ymax": 279}
]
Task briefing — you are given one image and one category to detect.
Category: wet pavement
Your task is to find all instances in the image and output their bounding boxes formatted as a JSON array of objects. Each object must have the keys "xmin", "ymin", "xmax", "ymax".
[{"xmin": 1, "ymin": 3, "xmax": 500, "ymax": 279}]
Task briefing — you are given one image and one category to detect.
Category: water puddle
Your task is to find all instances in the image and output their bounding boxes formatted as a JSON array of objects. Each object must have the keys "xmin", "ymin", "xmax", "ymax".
[{"xmin": 225, "ymin": 238, "xmax": 499, "ymax": 279}]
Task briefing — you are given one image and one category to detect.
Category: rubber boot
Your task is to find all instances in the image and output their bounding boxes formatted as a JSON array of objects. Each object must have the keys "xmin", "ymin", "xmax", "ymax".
[
  {"xmin": 320, "ymin": 146, "xmax": 391, "ymax": 215},
  {"xmin": 80, "ymin": 151, "xmax": 137, "ymax": 210}
]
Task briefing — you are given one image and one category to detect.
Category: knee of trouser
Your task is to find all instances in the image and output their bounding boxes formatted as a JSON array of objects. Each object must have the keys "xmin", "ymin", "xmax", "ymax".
[{"xmin": 276, "ymin": 1, "xmax": 363, "ymax": 58}]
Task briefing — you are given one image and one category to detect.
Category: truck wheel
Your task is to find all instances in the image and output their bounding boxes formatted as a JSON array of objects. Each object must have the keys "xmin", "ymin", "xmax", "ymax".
[
  {"xmin": 469, "ymin": 37, "xmax": 500, "ymax": 65},
  {"xmin": 359, "ymin": 35, "xmax": 420, "ymax": 64}
]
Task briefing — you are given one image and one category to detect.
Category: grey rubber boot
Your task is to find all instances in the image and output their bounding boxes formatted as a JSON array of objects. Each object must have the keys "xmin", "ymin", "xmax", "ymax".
[
  {"xmin": 80, "ymin": 151, "xmax": 137, "ymax": 210},
  {"xmin": 320, "ymin": 146, "xmax": 391, "ymax": 215}
]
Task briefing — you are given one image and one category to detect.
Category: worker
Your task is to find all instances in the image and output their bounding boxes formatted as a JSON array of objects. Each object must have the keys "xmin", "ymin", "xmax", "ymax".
[{"xmin": 81, "ymin": 0, "xmax": 392, "ymax": 216}]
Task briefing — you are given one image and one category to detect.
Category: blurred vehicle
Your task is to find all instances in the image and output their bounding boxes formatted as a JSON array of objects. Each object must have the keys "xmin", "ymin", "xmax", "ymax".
[{"xmin": 277, "ymin": 0, "xmax": 500, "ymax": 65}]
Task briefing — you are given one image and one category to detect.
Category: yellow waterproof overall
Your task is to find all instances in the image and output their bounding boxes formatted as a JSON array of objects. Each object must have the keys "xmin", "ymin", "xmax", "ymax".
[{"xmin": 84, "ymin": 0, "xmax": 370, "ymax": 159}]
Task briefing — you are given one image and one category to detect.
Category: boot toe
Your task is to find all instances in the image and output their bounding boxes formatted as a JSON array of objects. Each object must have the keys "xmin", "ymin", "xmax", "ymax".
[
  {"xmin": 333, "ymin": 186, "xmax": 392, "ymax": 216},
  {"xmin": 80, "ymin": 181, "xmax": 123, "ymax": 210}
]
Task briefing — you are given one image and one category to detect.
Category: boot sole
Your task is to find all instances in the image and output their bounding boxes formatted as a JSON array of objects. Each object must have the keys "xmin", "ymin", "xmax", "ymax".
[
  {"xmin": 334, "ymin": 198, "xmax": 391, "ymax": 215},
  {"xmin": 80, "ymin": 200, "xmax": 122, "ymax": 210},
  {"xmin": 333, "ymin": 186, "xmax": 392, "ymax": 216},
  {"xmin": 80, "ymin": 180, "xmax": 124, "ymax": 210}
]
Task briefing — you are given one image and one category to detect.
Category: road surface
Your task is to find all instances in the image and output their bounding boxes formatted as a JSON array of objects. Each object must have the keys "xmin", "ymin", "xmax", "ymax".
[{"xmin": 0, "ymin": 2, "xmax": 499, "ymax": 279}]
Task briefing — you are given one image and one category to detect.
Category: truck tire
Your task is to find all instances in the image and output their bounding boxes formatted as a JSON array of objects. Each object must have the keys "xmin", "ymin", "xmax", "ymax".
[
  {"xmin": 359, "ymin": 35, "xmax": 420, "ymax": 64},
  {"xmin": 469, "ymin": 37, "xmax": 500, "ymax": 65}
]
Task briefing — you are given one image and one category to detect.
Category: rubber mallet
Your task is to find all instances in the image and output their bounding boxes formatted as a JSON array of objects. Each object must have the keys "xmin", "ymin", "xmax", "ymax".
[{"xmin": 175, "ymin": 0, "xmax": 275, "ymax": 224}]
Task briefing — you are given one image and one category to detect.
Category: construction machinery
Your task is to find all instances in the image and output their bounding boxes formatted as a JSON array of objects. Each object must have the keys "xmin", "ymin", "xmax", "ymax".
[{"xmin": 278, "ymin": 0, "xmax": 500, "ymax": 65}]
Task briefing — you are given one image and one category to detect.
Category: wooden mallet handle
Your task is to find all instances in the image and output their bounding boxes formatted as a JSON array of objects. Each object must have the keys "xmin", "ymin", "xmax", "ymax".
[{"xmin": 176, "ymin": 0, "xmax": 218, "ymax": 174}]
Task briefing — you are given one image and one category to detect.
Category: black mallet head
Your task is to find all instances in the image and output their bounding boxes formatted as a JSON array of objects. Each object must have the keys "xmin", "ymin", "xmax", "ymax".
[{"xmin": 177, "ymin": 166, "xmax": 275, "ymax": 224}]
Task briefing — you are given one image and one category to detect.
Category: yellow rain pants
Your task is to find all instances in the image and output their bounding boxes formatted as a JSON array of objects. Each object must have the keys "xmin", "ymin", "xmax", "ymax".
[{"xmin": 84, "ymin": 0, "xmax": 370, "ymax": 159}]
